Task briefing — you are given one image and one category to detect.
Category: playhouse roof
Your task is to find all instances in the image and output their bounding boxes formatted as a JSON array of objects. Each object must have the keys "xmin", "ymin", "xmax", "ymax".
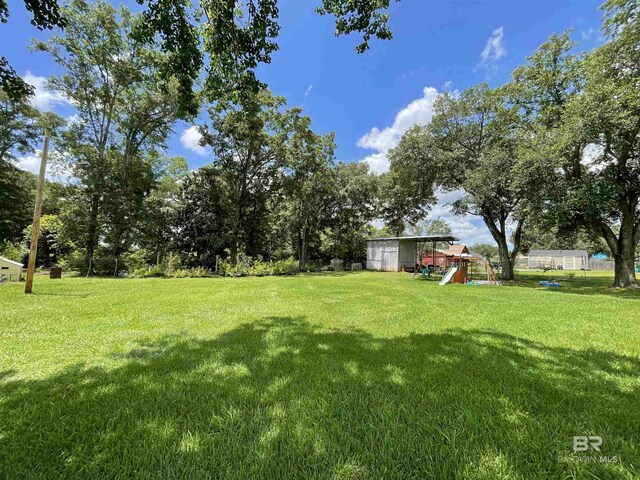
[{"xmin": 443, "ymin": 245, "xmax": 469, "ymax": 256}]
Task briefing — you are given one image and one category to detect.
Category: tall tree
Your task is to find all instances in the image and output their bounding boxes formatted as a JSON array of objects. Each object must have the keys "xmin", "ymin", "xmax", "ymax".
[
  {"xmin": 0, "ymin": 165, "xmax": 35, "ymax": 244},
  {"xmin": 35, "ymin": 0, "xmax": 183, "ymax": 269},
  {"xmin": 281, "ymin": 112, "xmax": 336, "ymax": 269},
  {"xmin": 138, "ymin": 156, "xmax": 188, "ymax": 265},
  {"xmin": 172, "ymin": 167, "xmax": 232, "ymax": 268},
  {"xmin": 0, "ymin": 104, "xmax": 64, "ymax": 245},
  {"xmin": 0, "ymin": 91, "xmax": 40, "ymax": 243},
  {"xmin": 322, "ymin": 162, "xmax": 378, "ymax": 263},
  {"xmin": 379, "ymin": 128, "xmax": 437, "ymax": 236},
  {"xmin": 389, "ymin": 85, "xmax": 526, "ymax": 280},
  {"xmin": 0, "ymin": 91, "xmax": 40, "ymax": 162},
  {"xmin": 510, "ymin": 8, "xmax": 640, "ymax": 288},
  {"xmin": 201, "ymin": 90, "xmax": 291, "ymax": 263},
  {"xmin": 558, "ymin": 0, "xmax": 640, "ymax": 287}
]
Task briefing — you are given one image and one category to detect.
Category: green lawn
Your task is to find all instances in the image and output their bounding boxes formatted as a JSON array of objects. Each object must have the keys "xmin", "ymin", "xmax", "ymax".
[{"xmin": 0, "ymin": 272, "xmax": 638, "ymax": 479}]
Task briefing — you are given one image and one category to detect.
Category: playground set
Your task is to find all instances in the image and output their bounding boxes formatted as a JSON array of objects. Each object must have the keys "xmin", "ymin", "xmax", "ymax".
[{"xmin": 414, "ymin": 244, "xmax": 499, "ymax": 286}]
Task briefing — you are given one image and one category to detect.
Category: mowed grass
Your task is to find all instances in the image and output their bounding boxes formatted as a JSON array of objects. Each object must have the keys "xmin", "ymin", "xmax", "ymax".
[{"xmin": 0, "ymin": 272, "xmax": 638, "ymax": 479}]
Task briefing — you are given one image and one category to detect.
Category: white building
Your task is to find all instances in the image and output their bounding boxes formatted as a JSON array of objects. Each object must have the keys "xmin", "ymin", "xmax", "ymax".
[
  {"xmin": 0, "ymin": 256, "xmax": 23, "ymax": 281},
  {"xmin": 366, "ymin": 235, "xmax": 458, "ymax": 272},
  {"xmin": 527, "ymin": 249, "xmax": 589, "ymax": 270}
]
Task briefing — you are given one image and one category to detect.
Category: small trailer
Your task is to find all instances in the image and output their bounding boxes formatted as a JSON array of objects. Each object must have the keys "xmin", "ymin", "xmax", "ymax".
[{"xmin": 0, "ymin": 256, "xmax": 23, "ymax": 282}]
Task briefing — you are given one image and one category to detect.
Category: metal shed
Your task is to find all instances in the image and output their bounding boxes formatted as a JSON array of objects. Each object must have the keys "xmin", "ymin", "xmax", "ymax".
[
  {"xmin": 366, "ymin": 235, "xmax": 459, "ymax": 272},
  {"xmin": 0, "ymin": 256, "xmax": 23, "ymax": 281}
]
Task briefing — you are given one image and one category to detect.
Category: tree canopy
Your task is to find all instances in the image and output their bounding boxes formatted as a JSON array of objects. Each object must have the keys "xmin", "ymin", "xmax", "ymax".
[{"xmin": 2, "ymin": 0, "xmax": 402, "ymax": 110}]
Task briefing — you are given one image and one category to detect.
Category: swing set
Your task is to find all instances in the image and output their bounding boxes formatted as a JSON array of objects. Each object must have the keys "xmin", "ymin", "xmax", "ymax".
[{"xmin": 414, "ymin": 243, "xmax": 499, "ymax": 285}]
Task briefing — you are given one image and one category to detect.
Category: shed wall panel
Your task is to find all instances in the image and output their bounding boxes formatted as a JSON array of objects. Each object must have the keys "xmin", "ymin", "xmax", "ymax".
[{"xmin": 367, "ymin": 240, "xmax": 400, "ymax": 271}]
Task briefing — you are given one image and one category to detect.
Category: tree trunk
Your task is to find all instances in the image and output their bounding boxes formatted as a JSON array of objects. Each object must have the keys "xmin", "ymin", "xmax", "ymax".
[
  {"xmin": 613, "ymin": 222, "xmax": 637, "ymax": 288},
  {"xmin": 231, "ymin": 200, "xmax": 243, "ymax": 265},
  {"xmin": 497, "ymin": 238, "xmax": 515, "ymax": 281},
  {"xmin": 86, "ymin": 193, "xmax": 100, "ymax": 273},
  {"xmin": 299, "ymin": 226, "xmax": 308, "ymax": 271},
  {"xmin": 597, "ymin": 214, "xmax": 638, "ymax": 288},
  {"xmin": 482, "ymin": 212, "xmax": 518, "ymax": 281},
  {"xmin": 613, "ymin": 251, "xmax": 636, "ymax": 288}
]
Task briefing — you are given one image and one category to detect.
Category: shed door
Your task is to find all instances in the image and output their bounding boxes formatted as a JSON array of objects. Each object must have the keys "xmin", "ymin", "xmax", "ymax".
[
  {"xmin": 563, "ymin": 256, "xmax": 575, "ymax": 270},
  {"xmin": 381, "ymin": 251, "xmax": 390, "ymax": 271}
]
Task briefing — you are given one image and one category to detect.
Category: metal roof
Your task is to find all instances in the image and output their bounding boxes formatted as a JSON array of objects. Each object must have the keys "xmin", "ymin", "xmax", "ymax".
[
  {"xmin": 0, "ymin": 256, "xmax": 23, "ymax": 267},
  {"xmin": 528, "ymin": 249, "xmax": 589, "ymax": 257},
  {"xmin": 368, "ymin": 235, "xmax": 459, "ymax": 242}
]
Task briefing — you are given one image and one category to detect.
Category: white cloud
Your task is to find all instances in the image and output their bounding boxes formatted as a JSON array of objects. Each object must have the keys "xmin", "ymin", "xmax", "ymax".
[
  {"xmin": 304, "ymin": 84, "xmax": 314, "ymax": 96},
  {"xmin": 180, "ymin": 126, "xmax": 209, "ymax": 156},
  {"xmin": 422, "ymin": 190, "xmax": 496, "ymax": 245},
  {"xmin": 357, "ymin": 86, "xmax": 439, "ymax": 173},
  {"xmin": 581, "ymin": 28, "xmax": 594, "ymax": 40},
  {"xmin": 355, "ymin": 87, "xmax": 498, "ymax": 246},
  {"xmin": 358, "ymin": 152, "xmax": 390, "ymax": 175},
  {"xmin": 476, "ymin": 27, "xmax": 505, "ymax": 72},
  {"xmin": 16, "ymin": 153, "xmax": 42, "ymax": 175},
  {"xmin": 16, "ymin": 150, "xmax": 70, "ymax": 182},
  {"xmin": 65, "ymin": 113, "xmax": 80, "ymax": 125},
  {"xmin": 22, "ymin": 72, "xmax": 72, "ymax": 111}
]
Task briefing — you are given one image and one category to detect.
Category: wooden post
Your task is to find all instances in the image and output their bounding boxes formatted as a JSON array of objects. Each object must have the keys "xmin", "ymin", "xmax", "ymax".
[{"xmin": 24, "ymin": 136, "xmax": 50, "ymax": 294}]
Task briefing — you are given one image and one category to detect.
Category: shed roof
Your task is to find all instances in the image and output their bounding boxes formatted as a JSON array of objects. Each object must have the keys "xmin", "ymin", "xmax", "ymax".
[
  {"xmin": 529, "ymin": 249, "xmax": 588, "ymax": 257},
  {"xmin": 0, "ymin": 256, "xmax": 23, "ymax": 267},
  {"xmin": 368, "ymin": 235, "xmax": 459, "ymax": 243}
]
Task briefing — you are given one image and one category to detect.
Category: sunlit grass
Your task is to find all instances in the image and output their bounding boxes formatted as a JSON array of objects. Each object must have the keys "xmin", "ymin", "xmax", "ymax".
[{"xmin": 0, "ymin": 272, "xmax": 638, "ymax": 478}]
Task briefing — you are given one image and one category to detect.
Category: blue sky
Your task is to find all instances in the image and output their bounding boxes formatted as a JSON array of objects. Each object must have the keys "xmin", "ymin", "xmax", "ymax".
[{"xmin": 4, "ymin": 0, "xmax": 604, "ymax": 244}]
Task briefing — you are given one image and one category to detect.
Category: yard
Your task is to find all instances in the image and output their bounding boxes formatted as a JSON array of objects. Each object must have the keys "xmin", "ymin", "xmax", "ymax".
[{"xmin": 0, "ymin": 272, "xmax": 638, "ymax": 479}]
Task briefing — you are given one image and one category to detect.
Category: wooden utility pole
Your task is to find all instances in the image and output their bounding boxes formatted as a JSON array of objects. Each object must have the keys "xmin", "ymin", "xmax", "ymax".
[{"xmin": 24, "ymin": 136, "xmax": 50, "ymax": 294}]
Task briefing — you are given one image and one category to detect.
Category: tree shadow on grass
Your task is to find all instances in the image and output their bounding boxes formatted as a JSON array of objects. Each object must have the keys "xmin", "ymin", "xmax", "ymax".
[
  {"xmin": 505, "ymin": 273, "xmax": 640, "ymax": 300},
  {"xmin": 0, "ymin": 317, "xmax": 637, "ymax": 479}
]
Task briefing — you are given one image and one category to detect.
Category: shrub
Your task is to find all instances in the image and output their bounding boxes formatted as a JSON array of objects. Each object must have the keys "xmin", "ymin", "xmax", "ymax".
[
  {"xmin": 58, "ymin": 250, "xmax": 86, "ymax": 271},
  {"xmin": 170, "ymin": 269, "xmax": 191, "ymax": 278},
  {"xmin": 188, "ymin": 267, "xmax": 211, "ymax": 278},
  {"xmin": 170, "ymin": 267, "xmax": 211, "ymax": 278},
  {"xmin": 164, "ymin": 254, "xmax": 182, "ymax": 274},
  {"xmin": 122, "ymin": 249, "xmax": 150, "ymax": 272},
  {"xmin": 250, "ymin": 262, "xmax": 272, "ymax": 276},
  {"xmin": 219, "ymin": 256, "xmax": 299, "ymax": 277},
  {"xmin": 0, "ymin": 241, "xmax": 25, "ymax": 263},
  {"xmin": 566, "ymin": 272, "xmax": 576, "ymax": 279},
  {"xmin": 131, "ymin": 265, "xmax": 166, "ymax": 278}
]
